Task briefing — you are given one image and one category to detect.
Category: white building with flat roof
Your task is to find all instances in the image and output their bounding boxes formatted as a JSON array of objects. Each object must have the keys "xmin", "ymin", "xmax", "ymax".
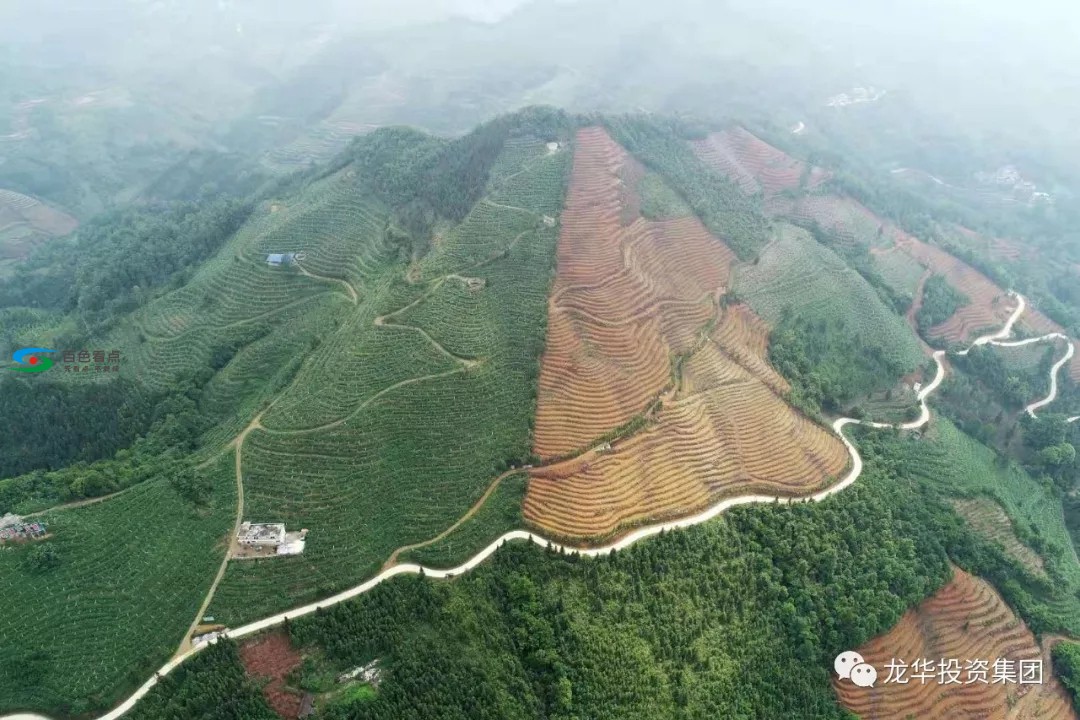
[{"xmin": 237, "ymin": 522, "xmax": 286, "ymax": 547}]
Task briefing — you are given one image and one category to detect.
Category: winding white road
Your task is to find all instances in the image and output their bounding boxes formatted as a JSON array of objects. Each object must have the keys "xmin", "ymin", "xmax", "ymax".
[{"xmin": 3, "ymin": 293, "xmax": 1077, "ymax": 720}]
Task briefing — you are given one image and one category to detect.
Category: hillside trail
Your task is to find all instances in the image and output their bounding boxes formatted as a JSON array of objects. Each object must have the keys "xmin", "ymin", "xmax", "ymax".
[
  {"xmin": 6, "ymin": 290, "xmax": 1079, "ymax": 720},
  {"xmin": 905, "ymin": 267, "xmax": 932, "ymax": 331},
  {"xmin": 21, "ymin": 487, "xmax": 136, "ymax": 518},
  {"xmin": 175, "ymin": 409, "xmax": 264, "ymax": 655},
  {"xmin": 383, "ymin": 467, "xmax": 529, "ymax": 569},
  {"xmin": 134, "ymin": 252, "xmax": 352, "ymax": 344},
  {"xmin": 134, "ymin": 293, "xmax": 331, "ymax": 343},
  {"xmin": 295, "ymin": 263, "xmax": 359, "ymax": 304},
  {"xmin": 176, "ymin": 317, "xmax": 339, "ymax": 654},
  {"xmin": 373, "ymin": 275, "xmax": 482, "ymax": 368},
  {"xmin": 267, "ymin": 216, "xmax": 541, "ymax": 436}
]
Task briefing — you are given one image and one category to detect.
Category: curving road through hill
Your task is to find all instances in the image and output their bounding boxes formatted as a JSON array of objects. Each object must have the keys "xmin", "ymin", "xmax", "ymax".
[{"xmin": 3, "ymin": 292, "xmax": 1077, "ymax": 720}]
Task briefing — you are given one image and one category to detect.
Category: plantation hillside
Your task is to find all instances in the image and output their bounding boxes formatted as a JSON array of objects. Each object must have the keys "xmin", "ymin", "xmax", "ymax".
[
  {"xmin": 2, "ymin": 108, "xmax": 1079, "ymax": 719},
  {"xmin": 0, "ymin": 107, "xmax": 576, "ymax": 715},
  {"xmin": 132, "ymin": 427, "xmax": 1080, "ymax": 719}
]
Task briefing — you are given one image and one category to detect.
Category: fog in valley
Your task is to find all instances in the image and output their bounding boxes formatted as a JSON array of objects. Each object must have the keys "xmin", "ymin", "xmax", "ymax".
[{"xmin": 3, "ymin": 0, "xmax": 1079, "ymax": 214}]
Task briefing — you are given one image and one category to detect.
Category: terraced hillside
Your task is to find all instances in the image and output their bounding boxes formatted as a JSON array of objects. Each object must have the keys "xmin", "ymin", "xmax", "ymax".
[
  {"xmin": 941, "ymin": 224, "xmax": 1026, "ymax": 263},
  {"xmin": 0, "ymin": 455, "xmax": 236, "ymax": 714},
  {"xmin": 0, "ymin": 188, "xmax": 77, "ymax": 272},
  {"xmin": 690, "ymin": 127, "xmax": 829, "ymax": 196},
  {"xmin": 205, "ymin": 131, "xmax": 571, "ymax": 625},
  {"xmin": 525, "ymin": 127, "xmax": 848, "ymax": 539},
  {"xmin": 732, "ymin": 224, "xmax": 926, "ymax": 391},
  {"xmin": 692, "ymin": 129, "xmax": 1023, "ymax": 346},
  {"xmin": 929, "ymin": 419, "xmax": 1080, "ymax": 631},
  {"xmin": 951, "ymin": 498, "xmax": 1046, "ymax": 576},
  {"xmin": 532, "ymin": 127, "xmax": 731, "ymax": 458},
  {"xmin": 0, "ymin": 114, "xmax": 575, "ymax": 715},
  {"xmin": 119, "ymin": 169, "xmax": 390, "ymax": 450},
  {"xmin": 834, "ymin": 568, "xmax": 1075, "ymax": 720},
  {"xmin": 894, "ymin": 233, "xmax": 1016, "ymax": 344}
]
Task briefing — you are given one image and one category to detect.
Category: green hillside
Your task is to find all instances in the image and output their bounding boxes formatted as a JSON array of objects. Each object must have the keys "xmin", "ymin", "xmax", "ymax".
[
  {"xmin": 734, "ymin": 223, "xmax": 926, "ymax": 413},
  {"xmin": 120, "ymin": 421, "xmax": 1080, "ymax": 719},
  {"xmin": 0, "ymin": 108, "xmax": 573, "ymax": 716},
  {"xmin": 206, "ymin": 128, "xmax": 569, "ymax": 626},
  {"xmin": 0, "ymin": 454, "xmax": 235, "ymax": 716}
]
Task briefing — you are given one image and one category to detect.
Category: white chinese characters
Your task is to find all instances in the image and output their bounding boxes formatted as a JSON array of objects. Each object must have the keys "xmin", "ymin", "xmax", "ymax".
[{"xmin": 835, "ymin": 652, "xmax": 1042, "ymax": 687}]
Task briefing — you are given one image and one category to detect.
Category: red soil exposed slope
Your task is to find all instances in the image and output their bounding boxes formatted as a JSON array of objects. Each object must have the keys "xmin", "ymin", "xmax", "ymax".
[
  {"xmin": 691, "ymin": 130, "xmax": 1021, "ymax": 346},
  {"xmin": 690, "ymin": 127, "xmax": 829, "ymax": 197},
  {"xmin": 526, "ymin": 127, "xmax": 848, "ymax": 539},
  {"xmin": 834, "ymin": 569, "xmax": 1076, "ymax": 720},
  {"xmin": 532, "ymin": 127, "xmax": 732, "ymax": 459},
  {"xmin": 895, "ymin": 234, "xmax": 1016, "ymax": 344},
  {"xmin": 240, "ymin": 631, "xmax": 304, "ymax": 719}
]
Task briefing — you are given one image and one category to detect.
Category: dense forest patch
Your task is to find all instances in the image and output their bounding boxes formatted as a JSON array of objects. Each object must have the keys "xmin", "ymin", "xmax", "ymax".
[{"xmin": 915, "ymin": 273, "xmax": 969, "ymax": 336}]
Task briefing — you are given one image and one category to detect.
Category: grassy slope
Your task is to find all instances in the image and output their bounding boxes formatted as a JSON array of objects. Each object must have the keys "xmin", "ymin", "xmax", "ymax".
[
  {"xmin": 873, "ymin": 247, "xmax": 926, "ymax": 298},
  {"xmin": 203, "ymin": 139, "xmax": 569, "ymax": 625},
  {"xmin": 0, "ymin": 453, "xmax": 235, "ymax": 715}
]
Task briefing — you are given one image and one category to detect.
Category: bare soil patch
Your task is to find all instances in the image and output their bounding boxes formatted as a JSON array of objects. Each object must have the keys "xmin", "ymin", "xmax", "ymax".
[{"xmin": 240, "ymin": 631, "xmax": 305, "ymax": 719}]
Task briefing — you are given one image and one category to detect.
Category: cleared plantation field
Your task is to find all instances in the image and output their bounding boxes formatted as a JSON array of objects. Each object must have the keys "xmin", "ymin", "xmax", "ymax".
[
  {"xmin": 930, "ymin": 420, "xmax": 1080, "ymax": 630},
  {"xmin": 769, "ymin": 194, "xmax": 895, "ymax": 250},
  {"xmin": 755, "ymin": 188, "xmax": 1017, "ymax": 347},
  {"xmin": 533, "ymin": 126, "xmax": 733, "ymax": 459},
  {"xmin": 872, "ymin": 245, "xmax": 927, "ymax": 298},
  {"xmin": 687, "ymin": 130, "xmax": 1028, "ymax": 349},
  {"xmin": 0, "ymin": 454, "xmax": 235, "ymax": 715},
  {"xmin": 0, "ymin": 188, "xmax": 77, "ymax": 261},
  {"xmin": 526, "ymin": 322, "xmax": 849, "ymax": 538},
  {"xmin": 205, "ymin": 137, "xmax": 569, "ymax": 625},
  {"xmin": 526, "ymin": 128, "xmax": 848, "ymax": 539},
  {"xmin": 690, "ymin": 127, "xmax": 828, "ymax": 196},
  {"xmin": 897, "ymin": 236, "xmax": 1015, "ymax": 344},
  {"xmin": 688, "ymin": 130, "xmax": 909, "ymax": 259},
  {"xmin": 531, "ymin": 126, "xmax": 699, "ymax": 455},
  {"xmin": 733, "ymin": 224, "xmax": 925, "ymax": 369},
  {"xmin": 951, "ymin": 498, "xmax": 1046, "ymax": 576},
  {"xmin": 834, "ymin": 568, "xmax": 1075, "ymax": 720},
  {"xmin": 239, "ymin": 631, "xmax": 304, "ymax": 718}
]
